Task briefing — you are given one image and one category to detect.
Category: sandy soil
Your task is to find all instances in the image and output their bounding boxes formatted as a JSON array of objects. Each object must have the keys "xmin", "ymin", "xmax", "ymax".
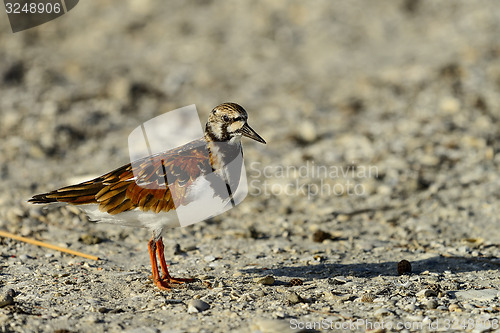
[{"xmin": 1, "ymin": 1, "xmax": 500, "ymax": 332}]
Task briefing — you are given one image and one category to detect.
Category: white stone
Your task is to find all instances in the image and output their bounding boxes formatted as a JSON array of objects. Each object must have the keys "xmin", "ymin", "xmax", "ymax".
[{"xmin": 454, "ymin": 289, "xmax": 499, "ymax": 301}]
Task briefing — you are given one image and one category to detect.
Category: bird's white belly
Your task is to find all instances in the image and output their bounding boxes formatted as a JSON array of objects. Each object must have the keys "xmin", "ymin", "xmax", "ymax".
[{"xmin": 79, "ymin": 204, "xmax": 180, "ymax": 238}]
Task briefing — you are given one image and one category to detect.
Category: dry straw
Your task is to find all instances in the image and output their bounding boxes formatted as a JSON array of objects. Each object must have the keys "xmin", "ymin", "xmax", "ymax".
[{"xmin": 0, "ymin": 230, "xmax": 99, "ymax": 261}]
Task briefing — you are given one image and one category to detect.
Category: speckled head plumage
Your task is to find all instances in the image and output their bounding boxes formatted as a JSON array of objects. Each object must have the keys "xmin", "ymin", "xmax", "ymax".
[{"xmin": 205, "ymin": 103, "xmax": 266, "ymax": 144}]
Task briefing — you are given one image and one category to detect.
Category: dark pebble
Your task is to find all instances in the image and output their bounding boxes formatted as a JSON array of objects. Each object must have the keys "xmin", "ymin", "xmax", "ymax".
[
  {"xmin": 312, "ymin": 230, "xmax": 331, "ymax": 242},
  {"xmin": 397, "ymin": 260, "xmax": 412, "ymax": 275}
]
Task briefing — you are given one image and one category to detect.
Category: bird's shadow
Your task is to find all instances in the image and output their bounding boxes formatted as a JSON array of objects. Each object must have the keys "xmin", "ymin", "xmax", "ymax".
[{"xmin": 241, "ymin": 255, "xmax": 500, "ymax": 279}]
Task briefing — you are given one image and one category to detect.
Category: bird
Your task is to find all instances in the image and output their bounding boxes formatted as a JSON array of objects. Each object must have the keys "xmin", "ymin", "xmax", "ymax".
[{"xmin": 29, "ymin": 102, "xmax": 266, "ymax": 290}]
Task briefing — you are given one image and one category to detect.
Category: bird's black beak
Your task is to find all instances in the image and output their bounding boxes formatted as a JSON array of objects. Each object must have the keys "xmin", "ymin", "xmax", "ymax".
[{"xmin": 240, "ymin": 123, "xmax": 266, "ymax": 144}]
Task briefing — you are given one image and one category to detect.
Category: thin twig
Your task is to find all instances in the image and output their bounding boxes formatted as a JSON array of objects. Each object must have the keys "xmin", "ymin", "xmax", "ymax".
[{"xmin": 0, "ymin": 230, "xmax": 99, "ymax": 261}]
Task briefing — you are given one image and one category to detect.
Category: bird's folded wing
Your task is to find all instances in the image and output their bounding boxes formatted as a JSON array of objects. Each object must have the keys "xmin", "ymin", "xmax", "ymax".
[{"xmin": 29, "ymin": 141, "xmax": 213, "ymax": 215}]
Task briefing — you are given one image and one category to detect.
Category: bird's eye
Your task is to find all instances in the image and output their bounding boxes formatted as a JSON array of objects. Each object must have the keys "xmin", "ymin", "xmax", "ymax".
[{"xmin": 223, "ymin": 115, "xmax": 230, "ymax": 122}]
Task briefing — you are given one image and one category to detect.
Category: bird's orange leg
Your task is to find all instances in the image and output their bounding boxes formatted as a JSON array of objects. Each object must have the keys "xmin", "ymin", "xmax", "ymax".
[
  {"xmin": 148, "ymin": 238, "xmax": 172, "ymax": 290},
  {"xmin": 156, "ymin": 237, "xmax": 195, "ymax": 284}
]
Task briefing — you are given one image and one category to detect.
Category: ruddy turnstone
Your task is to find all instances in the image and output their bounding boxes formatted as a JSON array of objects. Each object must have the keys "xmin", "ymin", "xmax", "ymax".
[{"xmin": 29, "ymin": 102, "xmax": 266, "ymax": 290}]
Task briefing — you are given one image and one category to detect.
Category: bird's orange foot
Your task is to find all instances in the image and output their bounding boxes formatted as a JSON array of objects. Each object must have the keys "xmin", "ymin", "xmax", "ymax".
[{"xmin": 153, "ymin": 278, "xmax": 173, "ymax": 291}]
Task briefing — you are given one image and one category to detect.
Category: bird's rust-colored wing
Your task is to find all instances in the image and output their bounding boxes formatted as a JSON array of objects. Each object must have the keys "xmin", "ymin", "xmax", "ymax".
[{"xmin": 29, "ymin": 139, "xmax": 213, "ymax": 214}]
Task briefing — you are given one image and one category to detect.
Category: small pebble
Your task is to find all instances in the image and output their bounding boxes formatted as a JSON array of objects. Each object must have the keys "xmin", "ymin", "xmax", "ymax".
[
  {"xmin": 404, "ymin": 304, "xmax": 417, "ymax": 311},
  {"xmin": 374, "ymin": 308, "xmax": 392, "ymax": 318},
  {"xmin": 183, "ymin": 245, "xmax": 197, "ymax": 252},
  {"xmin": 253, "ymin": 275, "xmax": 275, "ymax": 285},
  {"xmin": 239, "ymin": 293, "xmax": 258, "ymax": 302},
  {"xmin": 0, "ymin": 289, "xmax": 15, "ymax": 308},
  {"xmin": 287, "ymin": 292, "xmax": 303, "ymax": 305},
  {"xmin": 440, "ymin": 96, "xmax": 460, "ymax": 113},
  {"xmin": 212, "ymin": 280, "xmax": 226, "ymax": 288},
  {"xmin": 296, "ymin": 121, "xmax": 317, "ymax": 143},
  {"xmin": 312, "ymin": 230, "xmax": 331, "ymax": 242},
  {"xmin": 463, "ymin": 303, "xmax": 476, "ymax": 310},
  {"xmin": 6, "ymin": 208, "xmax": 24, "ymax": 223},
  {"xmin": 326, "ymin": 292, "xmax": 354, "ymax": 303},
  {"xmin": 187, "ymin": 299, "xmax": 210, "ymax": 313},
  {"xmin": 416, "ymin": 289, "xmax": 437, "ymax": 298},
  {"xmin": 288, "ymin": 278, "xmax": 303, "ymax": 287},
  {"xmin": 276, "ymin": 287, "xmax": 288, "ymax": 293},
  {"xmin": 252, "ymin": 318, "xmax": 291, "ymax": 333},
  {"xmin": 426, "ymin": 300, "xmax": 438, "ymax": 309},
  {"xmin": 397, "ymin": 260, "xmax": 412, "ymax": 275},
  {"xmin": 165, "ymin": 299, "xmax": 183, "ymax": 305},
  {"xmin": 79, "ymin": 234, "xmax": 102, "ymax": 245},
  {"xmin": 173, "ymin": 244, "xmax": 183, "ymax": 255},
  {"xmin": 328, "ymin": 277, "xmax": 347, "ymax": 285},
  {"xmin": 361, "ymin": 293, "xmax": 375, "ymax": 303},
  {"xmin": 204, "ymin": 255, "xmax": 216, "ymax": 262}
]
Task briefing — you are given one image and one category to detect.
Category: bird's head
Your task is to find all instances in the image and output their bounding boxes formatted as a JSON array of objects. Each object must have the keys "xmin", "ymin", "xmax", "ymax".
[{"xmin": 205, "ymin": 103, "xmax": 266, "ymax": 144}]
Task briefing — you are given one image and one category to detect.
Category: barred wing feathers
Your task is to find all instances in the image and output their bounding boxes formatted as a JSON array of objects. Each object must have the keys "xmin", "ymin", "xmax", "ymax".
[{"xmin": 29, "ymin": 139, "xmax": 212, "ymax": 215}]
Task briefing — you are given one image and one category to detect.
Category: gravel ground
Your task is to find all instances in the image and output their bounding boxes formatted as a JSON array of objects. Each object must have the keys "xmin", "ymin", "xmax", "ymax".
[{"xmin": 1, "ymin": 1, "xmax": 500, "ymax": 332}]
